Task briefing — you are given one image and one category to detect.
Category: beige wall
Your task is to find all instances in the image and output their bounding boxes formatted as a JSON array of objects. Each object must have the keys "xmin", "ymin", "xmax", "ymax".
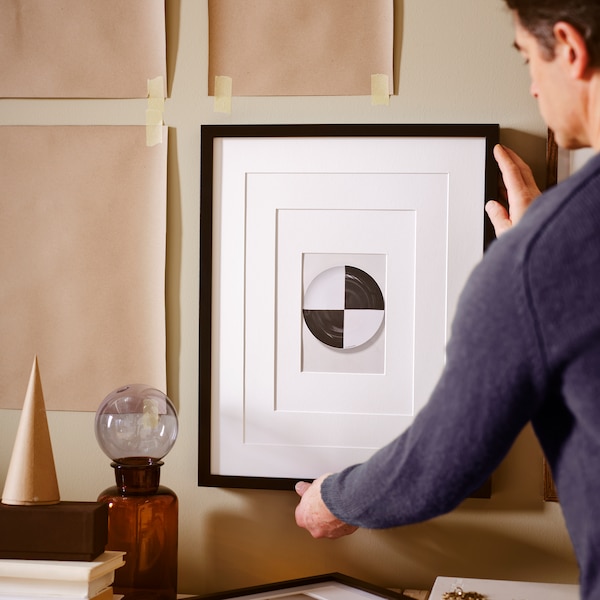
[{"xmin": 0, "ymin": 0, "xmax": 579, "ymax": 595}]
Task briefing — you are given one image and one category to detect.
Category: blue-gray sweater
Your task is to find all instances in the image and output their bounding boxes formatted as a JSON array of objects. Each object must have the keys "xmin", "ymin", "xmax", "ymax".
[{"xmin": 322, "ymin": 152, "xmax": 600, "ymax": 599}]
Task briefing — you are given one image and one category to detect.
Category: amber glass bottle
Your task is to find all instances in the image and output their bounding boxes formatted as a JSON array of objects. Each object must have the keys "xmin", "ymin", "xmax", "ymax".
[{"xmin": 97, "ymin": 459, "xmax": 178, "ymax": 600}]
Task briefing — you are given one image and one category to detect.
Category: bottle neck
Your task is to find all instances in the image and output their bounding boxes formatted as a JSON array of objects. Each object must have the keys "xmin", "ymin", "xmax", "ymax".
[{"xmin": 111, "ymin": 458, "xmax": 163, "ymax": 495}]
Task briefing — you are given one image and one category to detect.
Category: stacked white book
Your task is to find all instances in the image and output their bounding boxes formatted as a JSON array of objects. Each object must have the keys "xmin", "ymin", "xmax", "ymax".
[{"xmin": 0, "ymin": 551, "xmax": 125, "ymax": 600}]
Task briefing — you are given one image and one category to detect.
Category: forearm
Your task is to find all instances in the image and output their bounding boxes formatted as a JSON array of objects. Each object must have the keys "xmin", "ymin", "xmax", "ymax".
[{"xmin": 320, "ymin": 253, "xmax": 544, "ymax": 528}]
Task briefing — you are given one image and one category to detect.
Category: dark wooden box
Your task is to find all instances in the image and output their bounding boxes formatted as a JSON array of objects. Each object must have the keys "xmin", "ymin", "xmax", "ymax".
[{"xmin": 0, "ymin": 501, "xmax": 108, "ymax": 560}]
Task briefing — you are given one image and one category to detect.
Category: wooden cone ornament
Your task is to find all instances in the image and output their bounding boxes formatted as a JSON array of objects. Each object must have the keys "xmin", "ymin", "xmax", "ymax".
[{"xmin": 1, "ymin": 356, "xmax": 60, "ymax": 505}]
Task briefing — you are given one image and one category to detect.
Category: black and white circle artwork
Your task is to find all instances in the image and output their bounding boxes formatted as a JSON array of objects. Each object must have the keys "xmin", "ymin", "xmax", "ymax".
[{"xmin": 303, "ymin": 265, "xmax": 385, "ymax": 350}]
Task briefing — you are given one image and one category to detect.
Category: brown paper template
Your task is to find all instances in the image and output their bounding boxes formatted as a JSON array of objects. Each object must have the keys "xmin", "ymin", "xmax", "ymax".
[
  {"xmin": 0, "ymin": 126, "xmax": 168, "ymax": 411},
  {"xmin": 208, "ymin": 0, "xmax": 394, "ymax": 96},
  {"xmin": 0, "ymin": 0, "xmax": 166, "ymax": 98}
]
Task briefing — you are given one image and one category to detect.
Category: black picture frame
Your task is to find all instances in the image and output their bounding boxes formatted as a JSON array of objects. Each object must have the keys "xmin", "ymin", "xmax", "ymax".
[
  {"xmin": 200, "ymin": 124, "xmax": 499, "ymax": 491},
  {"xmin": 185, "ymin": 572, "xmax": 416, "ymax": 600}
]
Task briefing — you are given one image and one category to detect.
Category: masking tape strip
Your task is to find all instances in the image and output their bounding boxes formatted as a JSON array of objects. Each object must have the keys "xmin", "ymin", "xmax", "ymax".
[
  {"xmin": 148, "ymin": 96, "xmax": 165, "ymax": 112},
  {"xmin": 146, "ymin": 76, "xmax": 165, "ymax": 146},
  {"xmin": 371, "ymin": 74, "xmax": 390, "ymax": 106},
  {"xmin": 148, "ymin": 76, "xmax": 164, "ymax": 101},
  {"xmin": 146, "ymin": 110, "xmax": 163, "ymax": 147},
  {"xmin": 214, "ymin": 76, "xmax": 233, "ymax": 114}
]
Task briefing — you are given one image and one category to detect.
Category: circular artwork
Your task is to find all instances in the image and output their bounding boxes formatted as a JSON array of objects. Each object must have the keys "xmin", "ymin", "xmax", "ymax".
[{"xmin": 303, "ymin": 265, "xmax": 385, "ymax": 349}]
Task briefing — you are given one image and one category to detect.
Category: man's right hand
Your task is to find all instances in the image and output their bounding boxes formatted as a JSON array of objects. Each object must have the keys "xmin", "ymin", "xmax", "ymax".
[{"xmin": 295, "ymin": 475, "xmax": 358, "ymax": 539}]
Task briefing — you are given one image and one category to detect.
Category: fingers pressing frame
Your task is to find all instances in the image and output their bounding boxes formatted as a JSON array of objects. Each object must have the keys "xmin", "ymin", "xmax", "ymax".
[
  {"xmin": 489, "ymin": 144, "xmax": 542, "ymax": 236},
  {"xmin": 485, "ymin": 200, "xmax": 512, "ymax": 237},
  {"xmin": 495, "ymin": 144, "xmax": 540, "ymax": 196}
]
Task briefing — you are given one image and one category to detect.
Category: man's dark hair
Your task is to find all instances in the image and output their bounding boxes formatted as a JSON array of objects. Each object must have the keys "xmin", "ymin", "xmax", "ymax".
[{"xmin": 505, "ymin": 0, "xmax": 600, "ymax": 66}]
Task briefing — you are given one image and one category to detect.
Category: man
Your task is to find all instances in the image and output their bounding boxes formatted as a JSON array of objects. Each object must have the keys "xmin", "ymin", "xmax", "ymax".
[{"xmin": 295, "ymin": 1, "xmax": 600, "ymax": 597}]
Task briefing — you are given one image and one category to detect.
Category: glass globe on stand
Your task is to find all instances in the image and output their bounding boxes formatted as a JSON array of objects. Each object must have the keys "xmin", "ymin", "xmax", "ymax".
[{"xmin": 95, "ymin": 384, "xmax": 178, "ymax": 600}]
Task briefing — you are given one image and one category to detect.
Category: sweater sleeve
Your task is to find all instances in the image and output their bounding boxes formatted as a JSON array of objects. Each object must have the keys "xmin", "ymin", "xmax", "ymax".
[{"xmin": 320, "ymin": 235, "xmax": 548, "ymax": 528}]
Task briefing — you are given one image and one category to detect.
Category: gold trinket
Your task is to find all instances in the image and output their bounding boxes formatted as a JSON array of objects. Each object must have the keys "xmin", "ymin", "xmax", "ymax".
[{"xmin": 442, "ymin": 586, "xmax": 487, "ymax": 600}]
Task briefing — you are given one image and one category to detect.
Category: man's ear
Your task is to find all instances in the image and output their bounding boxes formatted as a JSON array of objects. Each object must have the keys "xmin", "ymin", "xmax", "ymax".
[{"xmin": 553, "ymin": 21, "xmax": 590, "ymax": 78}]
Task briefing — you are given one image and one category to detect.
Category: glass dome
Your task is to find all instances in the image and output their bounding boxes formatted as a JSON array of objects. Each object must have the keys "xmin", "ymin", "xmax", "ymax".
[{"xmin": 95, "ymin": 384, "xmax": 178, "ymax": 463}]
